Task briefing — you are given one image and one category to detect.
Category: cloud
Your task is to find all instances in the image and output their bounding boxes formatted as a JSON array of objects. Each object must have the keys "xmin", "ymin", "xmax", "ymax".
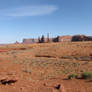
[{"xmin": 0, "ymin": 5, "xmax": 58, "ymax": 17}]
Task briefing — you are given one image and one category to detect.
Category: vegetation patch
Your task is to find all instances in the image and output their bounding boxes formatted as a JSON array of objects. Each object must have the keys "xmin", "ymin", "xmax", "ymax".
[
  {"xmin": 81, "ymin": 72, "xmax": 92, "ymax": 79},
  {"xmin": 68, "ymin": 74, "xmax": 78, "ymax": 79}
]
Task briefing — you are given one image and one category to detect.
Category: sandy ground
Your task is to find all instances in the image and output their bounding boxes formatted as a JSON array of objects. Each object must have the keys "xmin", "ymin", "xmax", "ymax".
[{"xmin": 0, "ymin": 42, "xmax": 92, "ymax": 92}]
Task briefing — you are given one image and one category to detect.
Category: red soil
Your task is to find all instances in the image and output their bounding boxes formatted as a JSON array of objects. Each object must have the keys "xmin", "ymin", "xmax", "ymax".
[{"xmin": 0, "ymin": 42, "xmax": 92, "ymax": 92}]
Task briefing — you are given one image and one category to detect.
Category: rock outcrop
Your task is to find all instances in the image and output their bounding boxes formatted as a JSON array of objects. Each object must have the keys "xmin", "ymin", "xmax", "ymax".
[
  {"xmin": 23, "ymin": 39, "xmax": 39, "ymax": 44},
  {"xmin": 72, "ymin": 35, "xmax": 92, "ymax": 41},
  {"xmin": 22, "ymin": 35, "xmax": 92, "ymax": 44}
]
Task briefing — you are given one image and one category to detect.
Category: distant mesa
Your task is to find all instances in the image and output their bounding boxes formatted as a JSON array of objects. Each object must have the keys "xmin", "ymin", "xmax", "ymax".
[
  {"xmin": 22, "ymin": 34, "xmax": 92, "ymax": 44},
  {"xmin": 23, "ymin": 39, "xmax": 38, "ymax": 44},
  {"xmin": 72, "ymin": 35, "xmax": 92, "ymax": 41},
  {"xmin": 14, "ymin": 41, "xmax": 20, "ymax": 44}
]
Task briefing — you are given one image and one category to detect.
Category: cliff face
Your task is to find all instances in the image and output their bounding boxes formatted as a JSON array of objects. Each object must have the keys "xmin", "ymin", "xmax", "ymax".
[
  {"xmin": 22, "ymin": 36, "xmax": 72, "ymax": 44},
  {"xmin": 22, "ymin": 35, "xmax": 92, "ymax": 44},
  {"xmin": 72, "ymin": 35, "xmax": 92, "ymax": 41},
  {"xmin": 52, "ymin": 36, "xmax": 72, "ymax": 42},
  {"xmin": 58, "ymin": 36, "xmax": 72, "ymax": 42},
  {"xmin": 23, "ymin": 39, "xmax": 39, "ymax": 44}
]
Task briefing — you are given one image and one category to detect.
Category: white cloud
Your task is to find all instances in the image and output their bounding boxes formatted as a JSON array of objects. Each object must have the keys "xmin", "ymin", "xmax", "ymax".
[{"xmin": 0, "ymin": 5, "xmax": 58, "ymax": 17}]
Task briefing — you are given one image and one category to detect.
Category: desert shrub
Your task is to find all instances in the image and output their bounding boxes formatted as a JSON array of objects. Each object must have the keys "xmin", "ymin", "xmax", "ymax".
[
  {"xmin": 68, "ymin": 74, "xmax": 78, "ymax": 79},
  {"xmin": 81, "ymin": 72, "xmax": 92, "ymax": 79}
]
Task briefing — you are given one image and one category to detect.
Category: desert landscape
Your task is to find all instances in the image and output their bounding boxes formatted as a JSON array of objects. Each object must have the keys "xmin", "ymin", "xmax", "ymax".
[
  {"xmin": 0, "ymin": 0, "xmax": 91, "ymax": 92},
  {"xmin": 0, "ymin": 41, "xmax": 92, "ymax": 92}
]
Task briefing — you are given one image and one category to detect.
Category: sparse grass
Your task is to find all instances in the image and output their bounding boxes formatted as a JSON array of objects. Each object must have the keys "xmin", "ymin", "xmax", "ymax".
[
  {"xmin": 68, "ymin": 74, "xmax": 78, "ymax": 79},
  {"xmin": 0, "ymin": 42, "xmax": 92, "ymax": 79},
  {"xmin": 0, "ymin": 42, "xmax": 92, "ymax": 91}
]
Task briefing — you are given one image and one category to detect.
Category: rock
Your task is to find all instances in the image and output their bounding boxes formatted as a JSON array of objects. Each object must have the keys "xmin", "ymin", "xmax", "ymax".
[
  {"xmin": 54, "ymin": 84, "xmax": 66, "ymax": 92},
  {"xmin": 0, "ymin": 74, "xmax": 18, "ymax": 85},
  {"xmin": 44, "ymin": 83, "xmax": 66, "ymax": 92},
  {"xmin": 76, "ymin": 57, "xmax": 92, "ymax": 61},
  {"xmin": 60, "ymin": 84, "xmax": 66, "ymax": 92},
  {"xmin": 61, "ymin": 56, "xmax": 92, "ymax": 61},
  {"xmin": 23, "ymin": 38, "xmax": 38, "ymax": 44},
  {"xmin": 72, "ymin": 35, "xmax": 92, "ymax": 41}
]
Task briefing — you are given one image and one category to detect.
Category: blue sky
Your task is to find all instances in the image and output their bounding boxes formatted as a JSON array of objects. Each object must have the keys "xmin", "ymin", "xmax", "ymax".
[{"xmin": 0, "ymin": 0, "xmax": 92, "ymax": 43}]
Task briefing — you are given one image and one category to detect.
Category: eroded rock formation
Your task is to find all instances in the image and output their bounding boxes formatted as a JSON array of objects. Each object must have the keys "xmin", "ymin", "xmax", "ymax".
[{"xmin": 22, "ymin": 35, "xmax": 92, "ymax": 44}]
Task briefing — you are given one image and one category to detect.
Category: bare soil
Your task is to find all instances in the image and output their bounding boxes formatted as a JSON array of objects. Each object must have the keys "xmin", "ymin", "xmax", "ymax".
[{"xmin": 0, "ymin": 42, "xmax": 92, "ymax": 92}]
